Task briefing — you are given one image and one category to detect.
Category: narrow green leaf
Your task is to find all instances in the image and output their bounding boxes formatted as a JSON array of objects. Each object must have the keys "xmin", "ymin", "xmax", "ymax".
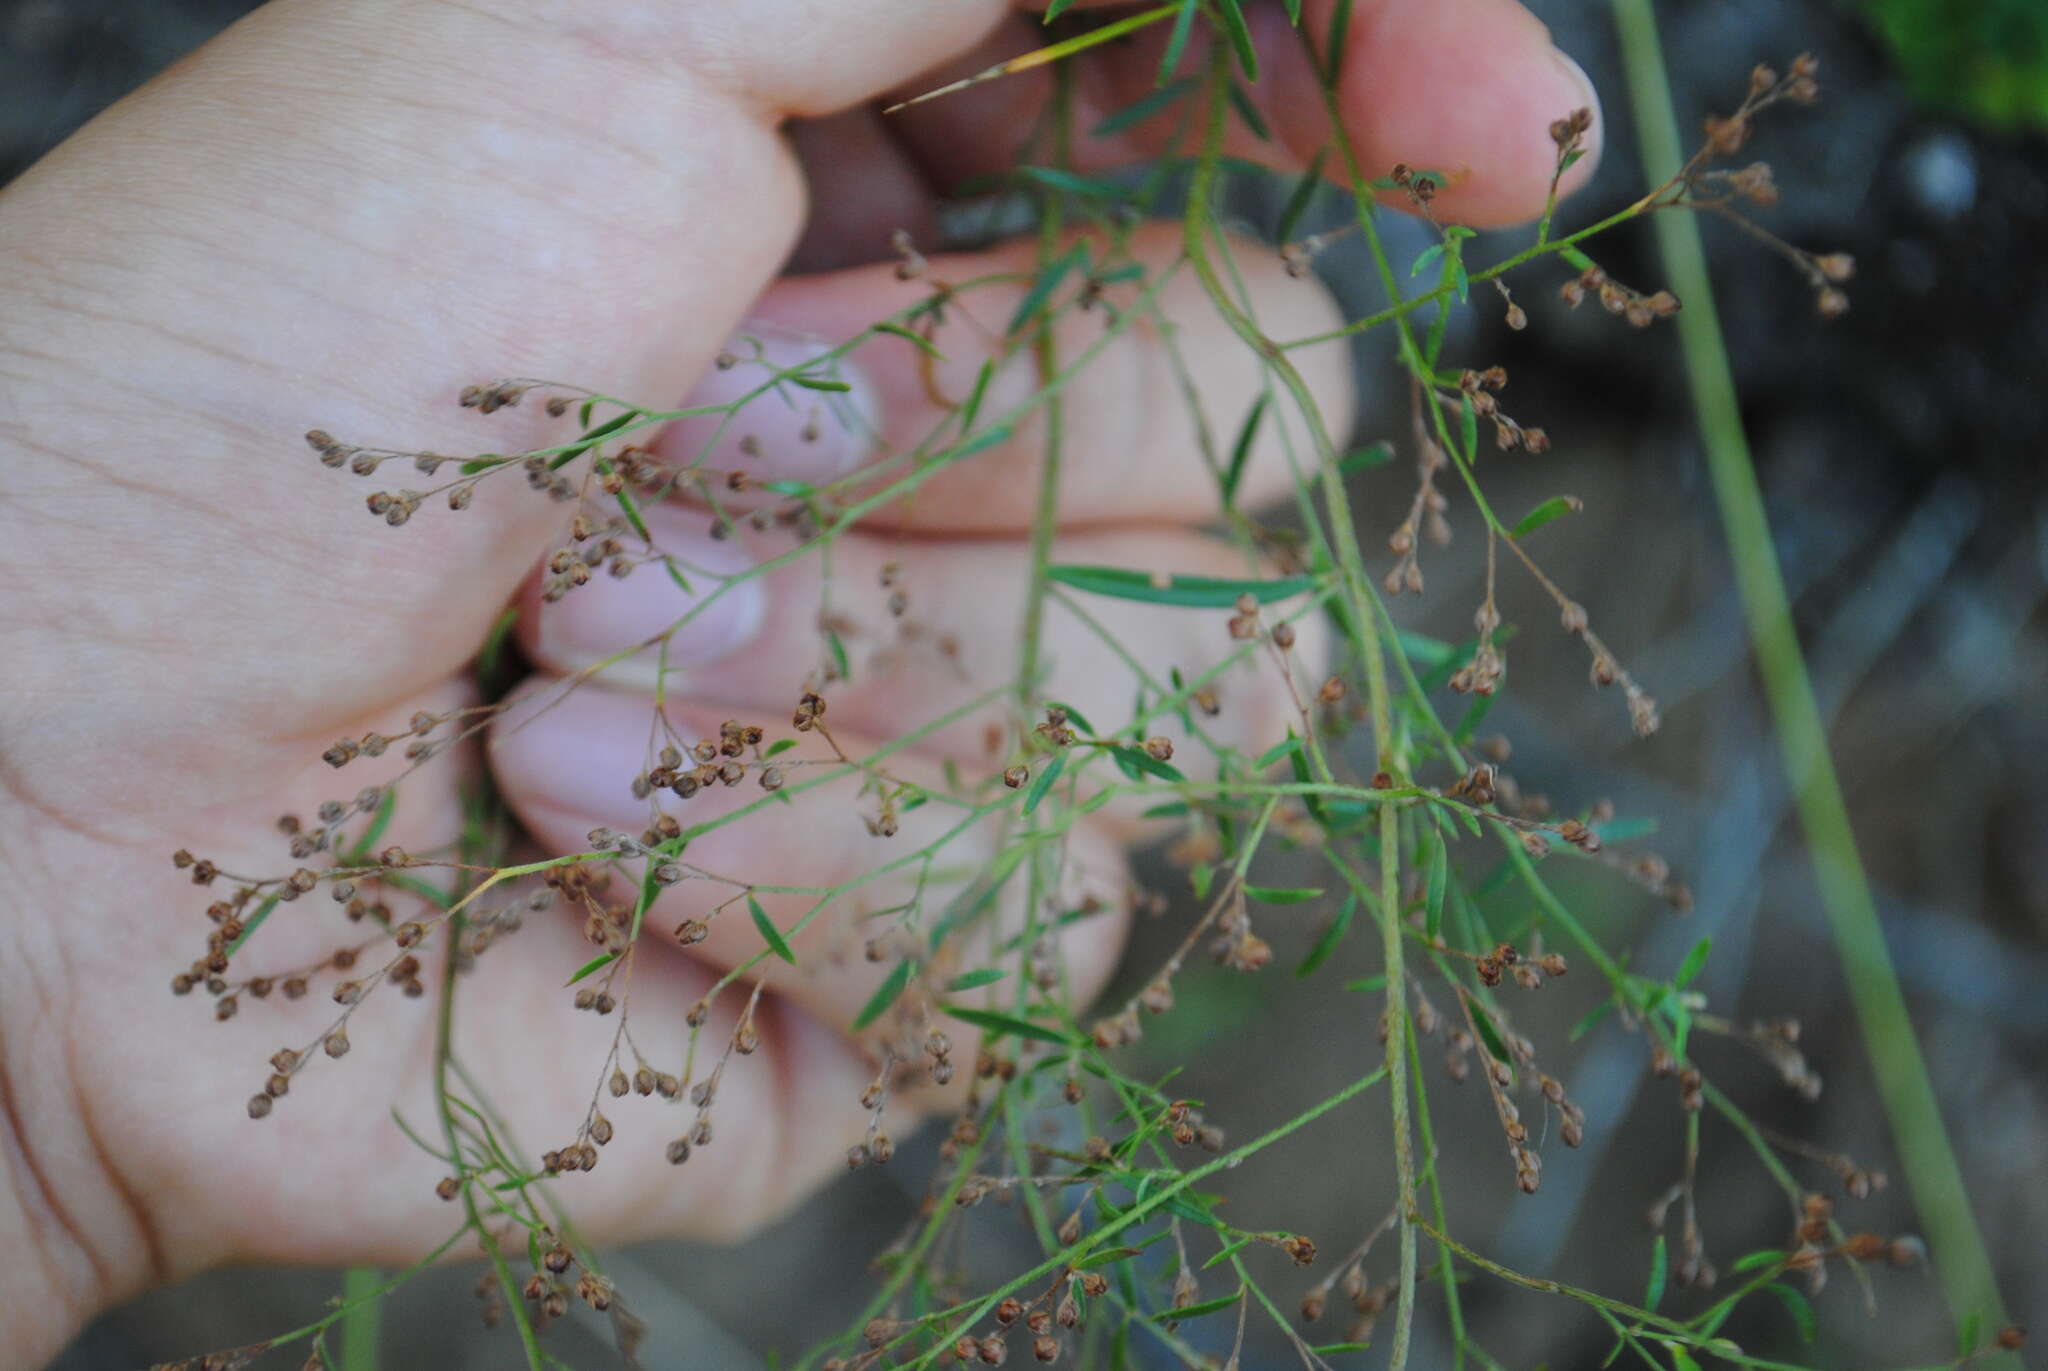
[
  {"xmin": 1276, "ymin": 147, "xmax": 1329, "ymax": 245},
  {"xmin": 475, "ymin": 602, "xmax": 521, "ymax": 681},
  {"xmin": 1410, "ymin": 243, "xmax": 1446, "ymax": 278},
  {"xmin": 1226, "ymin": 81, "xmax": 1270, "ymax": 141},
  {"xmin": 1322, "ymin": 0, "xmax": 1355, "ymax": 85},
  {"xmin": 959, "ymin": 360, "xmax": 995, "ymax": 432},
  {"xmin": 1008, "ymin": 241, "xmax": 1089, "ymax": 336},
  {"xmin": 1047, "ymin": 699, "xmax": 1097, "ymax": 735},
  {"xmin": 1048, "ymin": 563, "xmax": 1316, "ymax": 608},
  {"xmin": 547, "ymin": 410, "xmax": 636, "ymax": 469},
  {"xmin": 1222, "ymin": 393, "xmax": 1270, "ymax": 504},
  {"xmin": 1470, "ymin": 1007, "xmax": 1514, "ymax": 1066},
  {"xmin": 1014, "ymin": 167, "xmax": 1131, "ymax": 202},
  {"xmin": 1296, "ymin": 892, "xmax": 1358, "ymax": 977},
  {"xmin": 1022, "ymin": 751, "xmax": 1067, "ymax": 815},
  {"xmin": 764, "ymin": 737, "xmax": 798, "ymax": 758},
  {"xmin": 1216, "ymin": 0, "xmax": 1258, "ymax": 79},
  {"xmin": 566, "ymin": 951, "xmax": 618, "ymax": 987},
  {"xmin": 1043, "ymin": 0, "xmax": 1080, "ymax": 18},
  {"xmin": 1764, "ymin": 1284, "xmax": 1818, "ymax": 1342},
  {"xmin": 1958, "ymin": 1312, "xmax": 1983, "ymax": 1358},
  {"xmin": 749, "ymin": 895, "xmax": 797, "ymax": 964},
  {"xmin": 1157, "ymin": 0, "xmax": 1199, "ymax": 85},
  {"xmin": 873, "ymin": 321, "xmax": 942, "ymax": 358},
  {"xmin": 1153, "ymin": 1290, "xmax": 1244, "ymax": 1322},
  {"xmin": 1109, "ymin": 744, "xmax": 1187, "ymax": 784},
  {"xmin": 944, "ymin": 967, "xmax": 1007, "ymax": 993},
  {"xmin": 950, "ymin": 421, "xmax": 1016, "ymax": 460},
  {"xmin": 345, "ymin": 787, "xmax": 399, "ymax": 862},
  {"xmin": 1560, "ymin": 245, "xmax": 1597, "ymax": 272},
  {"xmin": 1254, "ymin": 733, "xmax": 1302, "ymax": 770},
  {"xmin": 852, "ymin": 960, "xmax": 913, "ymax": 1031},
  {"xmin": 1423, "ymin": 830, "xmax": 1448, "ymax": 940},
  {"xmin": 1245, "ymin": 885, "xmax": 1323, "ymax": 905},
  {"xmin": 1202, "ymin": 1237, "xmax": 1259, "ymax": 1270},
  {"xmin": 1674, "ymin": 936, "xmax": 1712, "ymax": 989},
  {"xmin": 1570, "ymin": 999, "xmax": 1618, "ymax": 1041},
  {"xmin": 1092, "ymin": 77, "xmax": 1196, "ymax": 137},
  {"xmin": 1311, "ymin": 1344, "xmax": 1372, "ymax": 1357},
  {"xmin": 791, "ymin": 374, "xmax": 850, "ymax": 392},
  {"xmin": 943, "ymin": 1005, "xmax": 1074, "ymax": 1046},
  {"xmin": 1730, "ymin": 1249, "xmax": 1787, "ymax": 1274},
  {"xmin": 825, "ymin": 626, "xmax": 851, "ymax": 683},
  {"xmin": 1458, "ymin": 394, "xmax": 1479, "ymax": 461},
  {"xmin": 1644, "ymin": 1234, "xmax": 1668, "ymax": 1312},
  {"xmin": 1662, "ymin": 1343, "xmax": 1703, "ymax": 1371},
  {"xmin": 1344, "ymin": 973, "xmax": 1387, "ymax": 994},
  {"xmin": 1339, "ymin": 440, "xmax": 1395, "ymax": 474},
  {"xmin": 1509, "ymin": 495, "xmax": 1584, "ymax": 540}
]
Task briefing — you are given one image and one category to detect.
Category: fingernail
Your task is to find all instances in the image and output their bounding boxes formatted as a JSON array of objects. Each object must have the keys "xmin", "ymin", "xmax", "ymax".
[
  {"xmin": 655, "ymin": 322, "xmax": 880, "ymax": 485},
  {"xmin": 1549, "ymin": 49, "xmax": 1602, "ymax": 140},
  {"xmin": 535, "ymin": 510, "xmax": 765, "ymax": 682}
]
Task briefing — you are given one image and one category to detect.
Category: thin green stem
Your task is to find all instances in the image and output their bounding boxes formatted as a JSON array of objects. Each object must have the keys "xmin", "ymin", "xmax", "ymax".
[
  {"xmin": 338, "ymin": 1266, "xmax": 381, "ymax": 1371},
  {"xmin": 1608, "ymin": 0, "xmax": 2011, "ymax": 1355}
]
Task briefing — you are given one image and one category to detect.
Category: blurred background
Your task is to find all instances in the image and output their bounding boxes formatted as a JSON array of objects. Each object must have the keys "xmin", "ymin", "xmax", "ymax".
[{"xmin": 9, "ymin": 0, "xmax": 2043, "ymax": 1367}]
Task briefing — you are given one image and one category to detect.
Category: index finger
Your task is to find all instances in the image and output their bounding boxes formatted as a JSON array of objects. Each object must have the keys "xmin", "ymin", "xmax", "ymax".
[{"xmin": 893, "ymin": 0, "xmax": 1601, "ymax": 228}]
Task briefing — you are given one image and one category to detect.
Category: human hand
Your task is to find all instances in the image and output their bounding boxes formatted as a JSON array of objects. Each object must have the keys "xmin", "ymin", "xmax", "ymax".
[{"xmin": 0, "ymin": 2, "xmax": 1597, "ymax": 1365}]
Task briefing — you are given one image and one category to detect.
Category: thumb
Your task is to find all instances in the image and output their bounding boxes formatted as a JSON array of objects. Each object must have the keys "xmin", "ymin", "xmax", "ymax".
[{"xmin": 0, "ymin": 0, "xmax": 1005, "ymax": 791}]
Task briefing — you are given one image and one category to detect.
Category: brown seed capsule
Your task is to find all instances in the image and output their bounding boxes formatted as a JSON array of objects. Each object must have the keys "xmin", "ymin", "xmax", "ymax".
[
  {"xmin": 1032, "ymin": 1336, "xmax": 1058, "ymax": 1363},
  {"xmin": 1003, "ymin": 765, "xmax": 1029, "ymax": 789},
  {"xmin": 1143, "ymin": 736, "xmax": 1174, "ymax": 762},
  {"xmin": 436, "ymin": 1175, "xmax": 461, "ymax": 1201}
]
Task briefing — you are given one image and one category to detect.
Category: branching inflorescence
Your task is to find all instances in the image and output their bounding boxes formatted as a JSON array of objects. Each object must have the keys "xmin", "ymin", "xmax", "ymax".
[{"xmin": 149, "ymin": 12, "xmax": 2012, "ymax": 1371}]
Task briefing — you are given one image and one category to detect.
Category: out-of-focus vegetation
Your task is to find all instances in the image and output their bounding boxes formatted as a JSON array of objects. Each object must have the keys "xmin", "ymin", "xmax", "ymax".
[{"xmin": 1859, "ymin": 0, "xmax": 2048, "ymax": 128}]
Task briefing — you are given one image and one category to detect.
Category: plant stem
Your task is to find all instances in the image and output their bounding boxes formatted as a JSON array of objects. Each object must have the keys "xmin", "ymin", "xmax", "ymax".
[
  {"xmin": 339, "ymin": 1266, "xmax": 380, "ymax": 1371},
  {"xmin": 1607, "ymin": 0, "xmax": 2012, "ymax": 1355}
]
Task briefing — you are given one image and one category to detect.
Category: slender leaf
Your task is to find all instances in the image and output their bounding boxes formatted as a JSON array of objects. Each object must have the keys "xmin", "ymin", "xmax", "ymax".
[
  {"xmin": 565, "ymin": 951, "xmax": 618, "ymax": 987},
  {"xmin": 749, "ymin": 895, "xmax": 797, "ymax": 964},
  {"xmin": 1674, "ymin": 936, "xmax": 1712, "ymax": 989},
  {"xmin": 1222, "ymin": 393, "xmax": 1269, "ymax": 503},
  {"xmin": 1296, "ymin": 893, "xmax": 1358, "ymax": 977},
  {"xmin": 1048, "ymin": 563, "xmax": 1316, "ymax": 607},
  {"xmin": 1277, "ymin": 147, "xmax": 1330, "ymax": 246},
  {"xmin": 944, "ymin": 1005, "xmax": 1074, "ymax": 1046},
  {"xmin": 944, "ymin": 967, "xmax": 1007, "ymax": 993},
  {"xmin": 1157, "ymin": 0, "xmax": 1199, "ymax": 85},
  {"xmin": 1423, "ymin": 830, "xmax": 1449, "ymax": 939},
  {"xmin": 1092, "ymin": 77, "xmax": 1196, "ymax": 137},
  {"xmin": 1644, "ymin": 1234, "xmax": 1668, "ymax": 1312},
  {"xmin": 1764, "ymin": 1284, "xmax": 1818, "ymax": 1342},
  {"xmin": 1153, "ymin": 1290, "xmax": 1244, "ymax": 1323},
  {"xmin": 1008, "ymin": 241, "xmax": 1089, "ymax": 336},
  {"xmin": 1023, "ymin": 752, "xmax": 1067, "ymax": 815},
  {"xmin": 1510, "ymin": 495, "xmax": 1585, "ymax": 540},
  {"xmin": 852, "ymin": 960, "xmax": 914, "ymax": 1031},
  {"xmin": 1246, "ymin": 885, "xmax": 1323, "ymax": 905}
]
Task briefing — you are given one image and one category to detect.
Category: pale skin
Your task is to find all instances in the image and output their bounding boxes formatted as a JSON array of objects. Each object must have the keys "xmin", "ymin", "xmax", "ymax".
[{"xmin": 0, "ymin": 2, "xmax": 1600, "ymax": 1366}]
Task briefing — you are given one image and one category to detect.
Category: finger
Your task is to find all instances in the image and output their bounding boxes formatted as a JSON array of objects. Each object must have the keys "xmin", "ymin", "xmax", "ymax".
[
  {"xmin": 892, "ymin": 0, "xmax": 1600, "ymax": 228},
  {"xmin": 0, "ymin": 0, "xmax": 1016, "ymax": 774},
  {"xmin": 648, "ymin": 221, "xmax": 1353, "ymax": 531},
  {"xmin": 514, "ymin": 510, "xmax": 1329, "ymax": 815},
  {"xmin": 489, "ymin": 683, "xmax": 1134, "ymax": 1041},
  {"xmin": 784, "ymin": 108, "xmax": 943, "ymax": 275}
]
